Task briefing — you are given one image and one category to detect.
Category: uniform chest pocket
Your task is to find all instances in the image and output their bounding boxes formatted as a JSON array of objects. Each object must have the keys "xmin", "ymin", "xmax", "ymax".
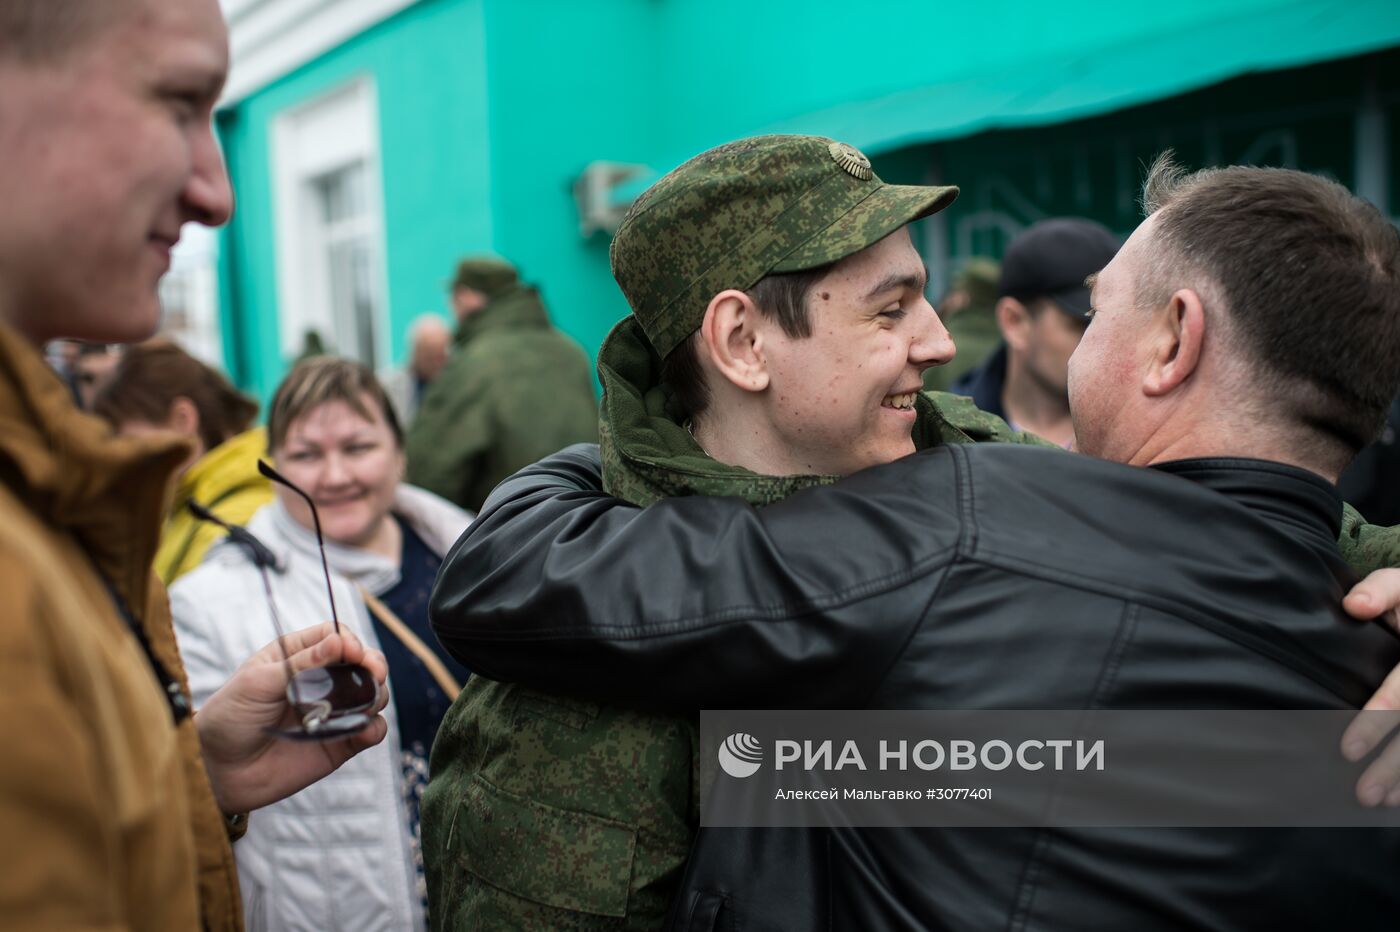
[{"xmin": 458, "ymin": 775, "xmax": 637, "ymax": 916}]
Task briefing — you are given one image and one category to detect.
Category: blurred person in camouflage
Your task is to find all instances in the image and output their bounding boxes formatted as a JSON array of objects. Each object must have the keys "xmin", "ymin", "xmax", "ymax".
[
  {"xmin": 428, "ymin": 156, "xmax": 1400, "ymax": 932},
  {"xmin": 921, "ymin": 257, "xmax": 1000, "ymax": 392},
  {"xmin": 950, "ymin": 218, "xmax": 1120, "ymax": 447},
  {"xmin": 421, "ymin": 134, "xmax": 1047, "ymax": 930},
  {"xmin": 405, "ymin": 256, "xmax": 597, "ymax": 511}
]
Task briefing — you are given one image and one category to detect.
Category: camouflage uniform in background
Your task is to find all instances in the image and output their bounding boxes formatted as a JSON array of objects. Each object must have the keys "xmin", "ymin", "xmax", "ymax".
[
  {"xmin": 923, "ymin": 257, "xmax": 1002, "ymax": 393},
  {"xmin": 405, "ymin": 283, "xmax": 597, "ymax": 512}
]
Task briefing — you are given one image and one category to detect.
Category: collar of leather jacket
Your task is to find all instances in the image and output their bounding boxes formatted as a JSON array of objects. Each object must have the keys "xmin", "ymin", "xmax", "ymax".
[
  {"xmin": 1153, "ymin": 457, "xmax": 1343, "ymax": 544},
  {"xmin": 452, "ymin": 283, "xmax": 550, "ymax": 348},
  {"xmin": 596, "ymin": 314, "xmax": 1038, "ymax": 507}
]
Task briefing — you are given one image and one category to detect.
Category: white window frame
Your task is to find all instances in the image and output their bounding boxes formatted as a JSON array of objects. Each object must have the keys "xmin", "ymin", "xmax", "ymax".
[{"xmin": 270, "ymin": 76, "xmax": 391, "ymax": 368}]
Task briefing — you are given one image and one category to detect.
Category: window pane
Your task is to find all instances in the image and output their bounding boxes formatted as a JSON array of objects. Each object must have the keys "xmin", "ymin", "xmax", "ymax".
[
  {"xmin": 327, "ymin": 235, "xmax": 378, "ymax": 370},
  {"xmin": 318, "ymin": 163, "xmax": 367, "ymax": 225}
]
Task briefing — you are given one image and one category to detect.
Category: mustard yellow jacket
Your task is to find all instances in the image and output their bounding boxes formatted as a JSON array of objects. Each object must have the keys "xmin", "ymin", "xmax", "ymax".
[
  {"xmin": 0, "ymin": 324, "xmax": 243, "ymax": 931},
  {"xmin": 156, "ymin": 427, "xmax": 273, "ymax": 585}
]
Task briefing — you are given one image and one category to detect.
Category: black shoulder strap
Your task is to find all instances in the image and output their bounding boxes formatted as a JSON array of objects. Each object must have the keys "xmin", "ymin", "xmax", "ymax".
[{"xmin": 94, "ymin": 568, "xmax": 191, "ymax": 725}]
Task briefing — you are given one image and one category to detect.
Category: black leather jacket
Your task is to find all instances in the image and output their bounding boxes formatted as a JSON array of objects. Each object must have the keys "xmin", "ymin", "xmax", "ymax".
[{"xmin": 431, "ymin": 443, "xmax": 1400, "ymax": 931}]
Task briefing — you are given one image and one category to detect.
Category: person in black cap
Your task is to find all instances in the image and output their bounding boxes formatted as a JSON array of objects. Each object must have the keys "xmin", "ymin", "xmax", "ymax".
[{"xmin": 949, "ymin": 217, "xmax": 1120, "ymax": 446}]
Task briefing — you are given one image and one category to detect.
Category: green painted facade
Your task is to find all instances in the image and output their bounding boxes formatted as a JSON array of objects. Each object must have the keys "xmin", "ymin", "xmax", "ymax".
[{"xmin": 215, "ymin": 0, "xmax": 1400, "ymax": 399}]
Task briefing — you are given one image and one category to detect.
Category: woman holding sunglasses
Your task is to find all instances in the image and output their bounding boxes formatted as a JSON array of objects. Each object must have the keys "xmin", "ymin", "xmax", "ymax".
[{"xmin": 170, "ymin": 357, "xmax": 472, "ymax": 932}]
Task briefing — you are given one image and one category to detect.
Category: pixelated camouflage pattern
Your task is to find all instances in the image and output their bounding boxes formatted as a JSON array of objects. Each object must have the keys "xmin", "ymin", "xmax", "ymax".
[
  {"xmin": 406, "ymin": 285, "xmax": 598, "ymax": 512},
  {"xmin": 423, "ymin": 682, "xmax": 696, "ymax": 931},
  {"xmin": 610, "ymin": 135, "xmax": 958, "ymax": 359},
  {"xmin": 1339, "ymin": 504, "xmax": 1400, "ymax": 578}
]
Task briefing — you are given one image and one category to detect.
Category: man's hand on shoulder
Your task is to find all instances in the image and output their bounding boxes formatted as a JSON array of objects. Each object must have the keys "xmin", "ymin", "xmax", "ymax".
[{"xmin": 1341, "ymin": 568, "xmax": 1400, "ymax": 806}]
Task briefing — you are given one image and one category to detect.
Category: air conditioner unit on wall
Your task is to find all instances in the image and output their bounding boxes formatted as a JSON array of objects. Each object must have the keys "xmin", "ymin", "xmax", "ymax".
[{"xmin": 573, "ymin": 161, "xmax": 651, "ymax": 237}]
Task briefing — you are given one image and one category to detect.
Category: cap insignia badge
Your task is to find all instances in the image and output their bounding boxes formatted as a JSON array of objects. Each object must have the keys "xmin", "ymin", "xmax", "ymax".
[{"xmin": 828, "ymin": 142, "xmax": 873, "ymax": 181}]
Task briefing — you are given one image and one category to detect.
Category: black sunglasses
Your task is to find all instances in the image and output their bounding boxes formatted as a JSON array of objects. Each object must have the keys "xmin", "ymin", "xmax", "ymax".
[{"xmin": 186, "ymin": 460, "xmax": 379, "ymax": 741}]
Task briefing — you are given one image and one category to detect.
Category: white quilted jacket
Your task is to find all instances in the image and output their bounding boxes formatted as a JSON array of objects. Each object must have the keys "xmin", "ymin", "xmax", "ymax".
[{"xmin": 170, "ymin": 486, "xmax": 471, "ymax": 932}]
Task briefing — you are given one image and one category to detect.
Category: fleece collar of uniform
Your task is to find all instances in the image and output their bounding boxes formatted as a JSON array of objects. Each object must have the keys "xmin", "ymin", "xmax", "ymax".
[
  {"xmin": 0, "ymin": 323, "xmax": 191, "ymax": 602},
  {"xmin": 596, "ymin": 315, "xmax": 964, "ymax": 508},
  {"xmin": 453, "ymin": 284, "xmax": 550, "ymax": 348}
]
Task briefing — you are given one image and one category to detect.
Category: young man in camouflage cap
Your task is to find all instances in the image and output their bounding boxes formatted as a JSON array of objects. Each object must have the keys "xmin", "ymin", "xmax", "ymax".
[
  {"xmin": 422, "ymin": 134, "xmax": 1039, "ymax": 930},
  {"xmin": 432, "ymin": 152, "xmax": 1400, "ymax": 929}
]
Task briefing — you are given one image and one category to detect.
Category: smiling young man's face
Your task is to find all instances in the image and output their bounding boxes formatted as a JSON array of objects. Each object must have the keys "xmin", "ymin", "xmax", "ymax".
[
  {"xmin": 0, "ymin": 0, "xmax": 232, "ymax": 344},
  {"xmin": 753, "ymin": 226, "xmax": 954, "ymax": 476}
]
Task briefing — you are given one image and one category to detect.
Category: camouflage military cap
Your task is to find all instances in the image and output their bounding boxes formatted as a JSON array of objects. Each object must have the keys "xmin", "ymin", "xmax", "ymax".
[
  {"xmin": 610, "ymin": 135, "xmax": 960, "ymax": 359},
  {"xmin": 450, "ymin": 256, "xmax": 518, "ymax": 297}
]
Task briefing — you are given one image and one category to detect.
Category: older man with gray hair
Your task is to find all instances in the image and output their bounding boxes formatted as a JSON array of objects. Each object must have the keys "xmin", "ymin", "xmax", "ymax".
[{"xmin": 381, "ymin": 314, "xmax": 452, "ymax": 426}]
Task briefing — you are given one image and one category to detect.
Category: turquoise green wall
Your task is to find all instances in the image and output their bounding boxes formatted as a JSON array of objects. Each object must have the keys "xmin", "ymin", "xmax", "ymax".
[
  {"xmin": 219, "ymin": 0, "xmax": 490, "ymax": 400},
  {"xmin": 217, "ymin": 0, "xmax": 1398, "ymax": 399},
  {"xmin": 479, "ymin": 0, "xmax": 660, "ymax": 366},
  {"xmin": 644, "ymin": 0, "xmax": 1295, "ymax": 165}
]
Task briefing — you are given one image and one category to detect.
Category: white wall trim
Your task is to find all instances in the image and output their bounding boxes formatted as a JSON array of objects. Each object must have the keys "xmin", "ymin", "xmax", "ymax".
[
  {"xmin": 222, "ymin": 0, "xmax": 424, "ymax": 104},
  {"xmin": 270, "ymin": 76, "xmax": 391, "ymax": 367}
]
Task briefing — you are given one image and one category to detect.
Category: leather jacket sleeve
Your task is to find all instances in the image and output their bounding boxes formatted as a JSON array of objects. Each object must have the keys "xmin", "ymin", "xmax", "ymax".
[{"xmin": 430, "ymin": 443, "xmax": 963, "ymax": 710}]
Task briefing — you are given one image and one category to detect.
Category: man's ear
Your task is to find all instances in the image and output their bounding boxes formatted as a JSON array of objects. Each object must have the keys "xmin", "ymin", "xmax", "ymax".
[
  {"xmin": 168, "ymin": 395, "xmax": 201, "ymax": 436},
  {"xmin": 996, "ymin": 297, "xmax": 1031, "ymax": 351},
  {"xmin": 698, "ymin": 289, "xmax": 770, "ymax": 394},
  {"xmin": 1143, "ymin": 289, "xmax": 1205, "ymax": 397}
]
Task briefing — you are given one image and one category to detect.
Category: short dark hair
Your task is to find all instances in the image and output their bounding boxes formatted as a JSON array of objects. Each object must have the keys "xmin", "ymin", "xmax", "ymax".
[
  {"xmin": 268, "ymin": 357, "xmax": 404, "ymax": 452},
  {"xmin": 0, "ymin": 0, "xmax": 110, "ymax": 62},
  {"xmin": 93, "ymin": 340, "xmax": 258, "ymax": 453},
  {"xmin": 1141, "ymin": 153, "xmax": 1400, "ymax": 464},
  {"xmin": 662, "ymin": 263, "xmax": 835, "ymax": 420}
]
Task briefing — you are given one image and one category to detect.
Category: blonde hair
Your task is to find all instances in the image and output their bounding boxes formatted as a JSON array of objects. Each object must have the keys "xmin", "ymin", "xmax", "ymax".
[{"xmin": 267, "ymin": 357, "xmax": 404, "ymax": 452}]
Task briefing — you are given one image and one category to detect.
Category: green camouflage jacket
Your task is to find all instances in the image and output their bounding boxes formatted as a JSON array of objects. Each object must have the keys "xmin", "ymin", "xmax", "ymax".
[
  {"xmin": 421, "ymin": 316, "xmax": 1037, "ymax": 931},
  {"xmin": 405, "ymin": 285, "xmax": 598, "ymax": 512}
]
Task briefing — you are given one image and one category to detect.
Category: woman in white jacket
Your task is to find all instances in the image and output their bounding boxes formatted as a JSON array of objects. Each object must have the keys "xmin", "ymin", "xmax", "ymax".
[{"xmin": 171, "ymin": 357, "xmax": 472, "ymax": 932}]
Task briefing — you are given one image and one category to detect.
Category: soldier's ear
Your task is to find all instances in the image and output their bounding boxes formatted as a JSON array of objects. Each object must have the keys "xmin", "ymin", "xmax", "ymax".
[{"xmin": 699, "ymin": 290, "xmax": 770, "ymax": 394}]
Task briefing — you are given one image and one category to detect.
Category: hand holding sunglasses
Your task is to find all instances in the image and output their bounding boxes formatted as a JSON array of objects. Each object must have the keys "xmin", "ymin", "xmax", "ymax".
[
  {"xmin": 186, "ymin": 461, "xmax": 391, "ymax": 814},
  {"xmin": 195, "ymin": 619, "xmax": 389, "ymax": 814}
]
